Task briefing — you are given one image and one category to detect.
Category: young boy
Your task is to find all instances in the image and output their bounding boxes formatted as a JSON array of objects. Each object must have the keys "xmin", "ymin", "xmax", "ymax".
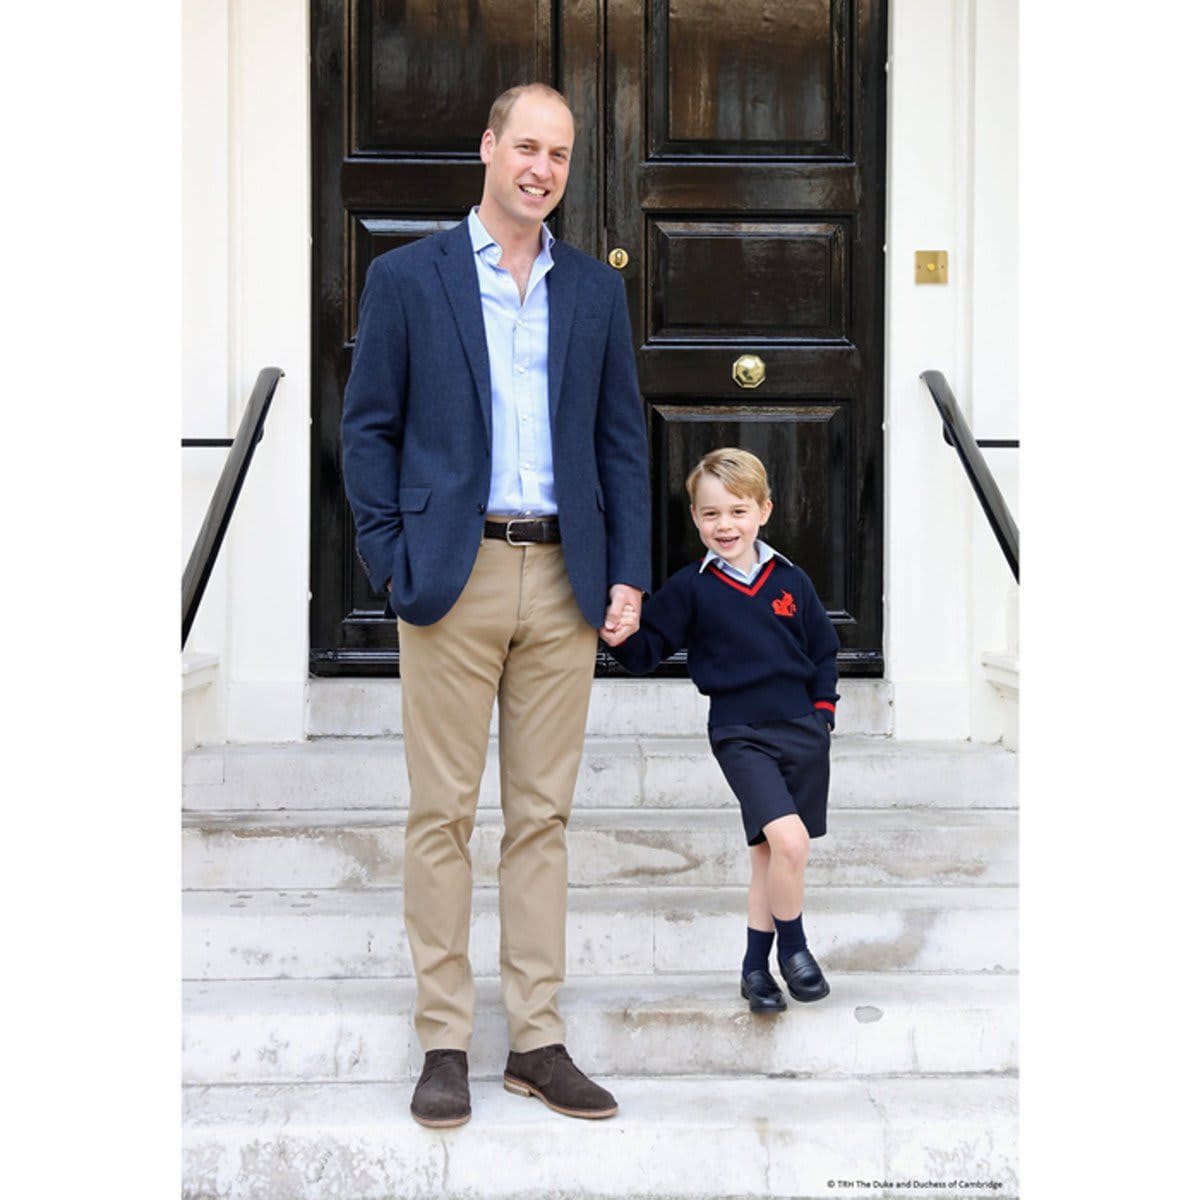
[{"xmin": 602, "ymin": 449, "xmax": 839, "ymax": 1013}]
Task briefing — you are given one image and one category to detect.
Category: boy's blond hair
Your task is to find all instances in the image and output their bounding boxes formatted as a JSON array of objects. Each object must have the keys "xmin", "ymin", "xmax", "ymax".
[{"xmin": 686, "ymin": 448, "xmax": 772, "ymax": 507}]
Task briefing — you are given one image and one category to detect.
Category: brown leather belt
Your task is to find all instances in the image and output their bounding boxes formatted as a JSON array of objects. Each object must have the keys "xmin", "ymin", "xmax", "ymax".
[{"xmin": 484, "ymin": 516, "xmax": 561, "ymax": 545}]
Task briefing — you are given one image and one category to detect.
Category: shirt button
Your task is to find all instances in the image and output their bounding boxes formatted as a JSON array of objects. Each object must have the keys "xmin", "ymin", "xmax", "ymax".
[{"xmin": 477, "ymin": 503, "xmax": 485, "ymax": 513}]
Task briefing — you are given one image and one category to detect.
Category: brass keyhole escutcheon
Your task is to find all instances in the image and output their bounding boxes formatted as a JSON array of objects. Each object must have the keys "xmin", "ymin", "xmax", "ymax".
[
  {"xmin": 607, "ymin": 247, "xmax": 630, "ymax": 270},
  {"xmin": 732, "ymin": 354, "xmax": 766, "ymax": 389}
]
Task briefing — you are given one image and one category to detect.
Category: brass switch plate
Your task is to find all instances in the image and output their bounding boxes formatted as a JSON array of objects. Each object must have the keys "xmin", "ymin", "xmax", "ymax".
[{"xmin": 915, "ymin": 250, "xmax": 948, "ymax": 284}]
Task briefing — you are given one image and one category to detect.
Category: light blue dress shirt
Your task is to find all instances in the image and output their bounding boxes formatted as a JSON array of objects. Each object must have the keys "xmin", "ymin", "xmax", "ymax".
[
  {"xmin": 700, "ymin": 538, "xmax": 789, "ymax": 584},
  {"xmin": 468, "ymin": 208, "xmax": 557, "ymax": 516}
]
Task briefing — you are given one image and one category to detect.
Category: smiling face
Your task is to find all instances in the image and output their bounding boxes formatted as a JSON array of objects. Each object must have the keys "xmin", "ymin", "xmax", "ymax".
[
  {"xmin": 690, "ymin": 473, "xmax": 773, "ymax": 574},
  {"xmin": 479, "ymin": 91, "xmax": 574, "ymax": 235}
]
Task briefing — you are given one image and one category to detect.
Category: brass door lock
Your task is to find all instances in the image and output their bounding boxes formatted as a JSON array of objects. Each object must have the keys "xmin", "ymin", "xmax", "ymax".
[
  {"xmin": 607, "ymin": 247, "xmax": 630, "ymax": 270},
  {"xmin": 732, "ymin": 354, "xmax": 765, "ymax": 389}
]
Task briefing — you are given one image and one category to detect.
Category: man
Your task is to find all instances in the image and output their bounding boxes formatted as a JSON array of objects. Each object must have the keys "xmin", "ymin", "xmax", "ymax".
[{"xmin": 341, "ymin": 83, "xmax": 650, "ymax": 1128}]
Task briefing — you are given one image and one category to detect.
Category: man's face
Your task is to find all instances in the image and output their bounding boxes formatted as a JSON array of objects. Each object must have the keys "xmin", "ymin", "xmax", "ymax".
[{"xmin": 480, "ymin": 93, "xmax": 574, "ymax": 229}]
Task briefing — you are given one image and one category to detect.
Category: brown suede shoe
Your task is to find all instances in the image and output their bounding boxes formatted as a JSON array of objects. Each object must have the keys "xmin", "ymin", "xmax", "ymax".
[
  {"xmin": 503, "ymin": 1044, "xmax": 618, "ymax": 1119},
  {"xmin": 411, "ymin": 1049, "xmax": 470, "ymax": 1128}
]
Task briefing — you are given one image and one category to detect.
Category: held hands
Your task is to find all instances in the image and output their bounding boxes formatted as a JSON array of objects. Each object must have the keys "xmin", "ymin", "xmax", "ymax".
[
  {"xmin": 600, "ymin": 603, "xmax": 638, "ymax": 647},
  {"xmin": 600, "ymin": 583, "xmax": 642, "ymax": 648}
]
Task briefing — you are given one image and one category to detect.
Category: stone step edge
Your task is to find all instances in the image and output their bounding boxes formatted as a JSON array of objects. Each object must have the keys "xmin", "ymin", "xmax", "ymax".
[
  {"xmin": 184, "ymin": 970, "xmax": 1020, "ymax": 1003},
  {"xmin": 182, "ymin": 804, "xmax": 1014, "ymax": 822},
  {"xmin": 183, "ymin": 973, "xmax": 1020, "ymax": 1082},
  {"xmin": 182, "ymin": 1074, "xmax": 1019, "ymax": 1111},
  {"xmin": 181, "ymin": 1074, "xmax": 1019, "ymax": 1115},
  {"xmin": 305, "ymin": 677, "xmax": 897, "ymax": 739},
  {"xmin": 187, "ymin": 734, "xmax": 1014, "ymax": 754},
  {"xmin": 184, "ymin": 1075, "xmax": 1012, "ymax": 1094},
  {"xmin": 182, "ymin": 883, "xmax": 1020, "ymax": 897},
  {"xmin": 183, "ymin": 1077, "xmax": 1018, "ymax": 1200},
  {"xmin": 184, "ymin": 885, "xmax": 1017, "ymax": 979},
  {"xmin": 189, "ymin": 968, "xmax": 1017, "ymax": 981}
]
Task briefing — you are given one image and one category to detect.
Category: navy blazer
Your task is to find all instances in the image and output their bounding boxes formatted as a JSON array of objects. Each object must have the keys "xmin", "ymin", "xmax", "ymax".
[{"xmin": 341, "ymin": 219, "xmax": 651, "ymax": 628}]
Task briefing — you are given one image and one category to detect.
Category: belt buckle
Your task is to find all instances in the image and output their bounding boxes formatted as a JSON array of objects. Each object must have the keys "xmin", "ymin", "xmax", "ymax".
[{"xmin": 504, "ymin": 519, "xmax": 537, "ymax": 547}]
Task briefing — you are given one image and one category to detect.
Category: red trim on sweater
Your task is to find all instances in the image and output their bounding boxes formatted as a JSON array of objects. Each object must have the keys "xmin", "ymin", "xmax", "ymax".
[
  {"xmin": 814, "ymin": 700, "xmax": 836, "ymax": 713},
  {"xmin": 705, "ymin": 557, "xmax": 777, "ymax": 597}
]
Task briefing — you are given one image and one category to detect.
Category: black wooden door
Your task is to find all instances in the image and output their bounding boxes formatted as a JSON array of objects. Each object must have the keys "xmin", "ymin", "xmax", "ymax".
[{"xmin": 310, "ymin": 0, "xmax": 885, "ymax": 676}]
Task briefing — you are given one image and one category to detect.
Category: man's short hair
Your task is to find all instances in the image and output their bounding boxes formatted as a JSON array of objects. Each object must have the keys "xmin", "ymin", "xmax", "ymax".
[
  {"xmin": 686, "ymin": 448, "xmax": 772, "ymax": 507},
  {"xmin": 487, "ymin": 83, "xmax": 574, "ymax": 139}
]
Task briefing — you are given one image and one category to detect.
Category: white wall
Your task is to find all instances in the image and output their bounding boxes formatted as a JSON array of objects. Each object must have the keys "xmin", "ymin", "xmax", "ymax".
[
  {"xmin": 182, "ymin": 0, "xmax": 311, "ymax": 743},
  {"xmin": 968, "ymin": 0, "xmax": 1019, "ymax": 744},
  {"xmin": 181, "ymin": 0, "xmax": 1019, "ymax": 745},
  {"xmin": 181, "ymin": 0, "xmax": 232, "ymax": 745},
  {"xmin": 885, "ymin": 0, "xmax": 1018, "ymax": 740},
  {"xmin": 222, "ymin": 0, "xmax": 312, "ymax": 741}
]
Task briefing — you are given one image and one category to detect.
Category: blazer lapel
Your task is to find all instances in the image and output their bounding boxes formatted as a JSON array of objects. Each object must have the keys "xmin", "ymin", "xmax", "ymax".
[
  {"xmin": 546, "ymin": 244, "xmax": 578, "ymax": 430},
  {"xmin": 434, "ymin": 222, "xmax": 492, "ymax": 440}
]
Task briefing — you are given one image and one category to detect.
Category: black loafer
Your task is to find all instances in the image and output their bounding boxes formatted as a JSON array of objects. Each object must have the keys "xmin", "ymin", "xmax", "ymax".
[
  {"xmin": 778, "ymin": 949, "xmax": 830, "ymax": 1003},
  {"xmin": 740, "ymin": 969, "xmax": 787, "ymax": 1013}
]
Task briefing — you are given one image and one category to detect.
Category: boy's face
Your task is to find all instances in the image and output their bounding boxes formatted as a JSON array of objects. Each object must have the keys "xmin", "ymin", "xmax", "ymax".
[{"xmin": 690, "ymin": 474, "xmax": 773, "ymax": 574}]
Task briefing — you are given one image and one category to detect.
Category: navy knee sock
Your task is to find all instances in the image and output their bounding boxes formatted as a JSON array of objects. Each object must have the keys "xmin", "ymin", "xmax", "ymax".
[
  {"xmin": 774, "ymin": 912, "xmax": 808, "ymax": 960},
  {"xmin": 742, "ymin": 927, "xmax": 775, "ymax": 976}
]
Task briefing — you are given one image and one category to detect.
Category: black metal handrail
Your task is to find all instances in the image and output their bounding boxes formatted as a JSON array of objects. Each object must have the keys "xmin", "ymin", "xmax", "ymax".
[
  {"xmin": 920, "ymin": 369, "xmax": 1019, "ymax": 582},
  {"xmin": 182, "ymin": 367, "xmax": 284, "ymax": 647}
]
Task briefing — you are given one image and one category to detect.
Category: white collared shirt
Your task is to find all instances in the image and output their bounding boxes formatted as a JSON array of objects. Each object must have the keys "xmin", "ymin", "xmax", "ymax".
[
  {"xmin": 700, "ymin": 538, "xmax": 790, "ymax": 585},
  {"xmin": 468, "ymin": 207, "xmax": 557, "ymax": 516}
]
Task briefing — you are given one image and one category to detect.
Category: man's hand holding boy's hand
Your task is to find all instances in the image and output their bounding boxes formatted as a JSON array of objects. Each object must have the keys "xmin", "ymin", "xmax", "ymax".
[{"xmin": 601, "ymin": 584, "xmax": 642, "ymax": 648}]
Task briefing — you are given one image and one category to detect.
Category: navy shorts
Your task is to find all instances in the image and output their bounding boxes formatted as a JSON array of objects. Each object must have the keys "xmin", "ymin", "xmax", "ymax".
[{"xmin": 708, "ymin": 713, "xmax": 831, "ymax": 845}]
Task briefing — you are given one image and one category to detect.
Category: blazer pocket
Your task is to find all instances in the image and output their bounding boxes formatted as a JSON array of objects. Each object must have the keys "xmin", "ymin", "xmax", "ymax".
[{"xmin": 396, "ymin": 486, "xmax": 432, "ymax": 513}]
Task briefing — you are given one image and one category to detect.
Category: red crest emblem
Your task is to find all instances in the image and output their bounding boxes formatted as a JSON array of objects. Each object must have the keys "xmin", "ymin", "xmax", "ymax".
[{"xmin": 772, "ymin": 590, "xmax": 797, "ymax": 617}]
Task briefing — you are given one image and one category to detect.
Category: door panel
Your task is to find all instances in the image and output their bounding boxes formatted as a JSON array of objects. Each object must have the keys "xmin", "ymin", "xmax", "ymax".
[
  {"xmin": 648, "ymin": 220, "xmax": 849, "ymax": 342},
  {"xmin": 353, "ymin": 0, "xmax": 554, "ymax": 154},
  {"xmin": 652, "ymin": 0, "xmax": 847, "ymax": 154}
]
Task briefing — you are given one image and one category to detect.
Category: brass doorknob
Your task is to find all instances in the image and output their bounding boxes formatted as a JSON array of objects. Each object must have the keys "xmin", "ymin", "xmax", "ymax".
[
  {"xmin": 607, "ymin": 247, "xmax": 630, "ymax": 270},
  {"xmin": 732, "ymin": 354, "xmax": 765, "ymax": 389}
]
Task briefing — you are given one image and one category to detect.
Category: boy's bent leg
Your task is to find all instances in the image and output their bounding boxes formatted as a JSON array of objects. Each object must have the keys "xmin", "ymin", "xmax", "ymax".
[
  {"xmin": 760, "ymin": 814, "xmax": 810, "ymax": 920},
  {"xmin": 495, "ymin": 544, "xmax": 597, "ymax": 1052},
  {"xmin": 398, "ymin": 540, "xmax": 519, "ymax": 1051},
  {"xmin": 761, "ymin": 815, "xmax": 828, "ymax": 1003}
]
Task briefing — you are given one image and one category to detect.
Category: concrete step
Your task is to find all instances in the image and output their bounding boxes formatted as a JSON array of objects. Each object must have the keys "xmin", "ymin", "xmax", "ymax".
[
  {"xmin": 182, "ymin": 1076, "xmax": 1018, "ymax": 1199},
  {"xmin": 183, "ymin": 973, "xmax": 1018, "ymax": 1084},
  {"xmin": 183, "ymin": 807, "xmax": 1017, "ymax": 891},
  {"xmin": 183, "ymin": 736, "xmax": 1017, "ymax": 813},
  {"xmin": 306, "ymin": 677, "xmax": 896, "ymax": 738},
  {"xmin": 183, "ymin": 885, "xmax": 1016, "ymax": 980}
]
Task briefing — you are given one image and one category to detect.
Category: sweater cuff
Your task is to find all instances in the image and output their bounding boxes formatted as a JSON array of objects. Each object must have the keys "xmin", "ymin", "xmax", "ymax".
[{"xmin": 814, "ymin": 700, "xmax": 836, "ymax": 731}]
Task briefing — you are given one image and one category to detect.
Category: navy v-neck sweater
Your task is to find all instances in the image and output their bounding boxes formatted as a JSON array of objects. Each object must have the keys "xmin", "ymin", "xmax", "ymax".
[{"xmin": 610, "ymin": 557, "xmax": 840, "ymax": 728}]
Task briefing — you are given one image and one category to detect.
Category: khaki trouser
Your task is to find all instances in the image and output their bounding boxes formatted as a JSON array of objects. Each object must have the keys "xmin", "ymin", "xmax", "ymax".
[{"xmin": 397, "ymin": 537, "xmax": 597, "ymax": 1052}]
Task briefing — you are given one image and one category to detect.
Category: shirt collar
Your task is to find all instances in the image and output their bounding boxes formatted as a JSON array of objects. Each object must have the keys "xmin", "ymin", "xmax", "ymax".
[
  {"xmin": 700, "ymin": 538, "xmax": 791, "ymax": 576},
  {"xmin": 468, "ymin": 207, "xmax": 555, "ymax": 263}
]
